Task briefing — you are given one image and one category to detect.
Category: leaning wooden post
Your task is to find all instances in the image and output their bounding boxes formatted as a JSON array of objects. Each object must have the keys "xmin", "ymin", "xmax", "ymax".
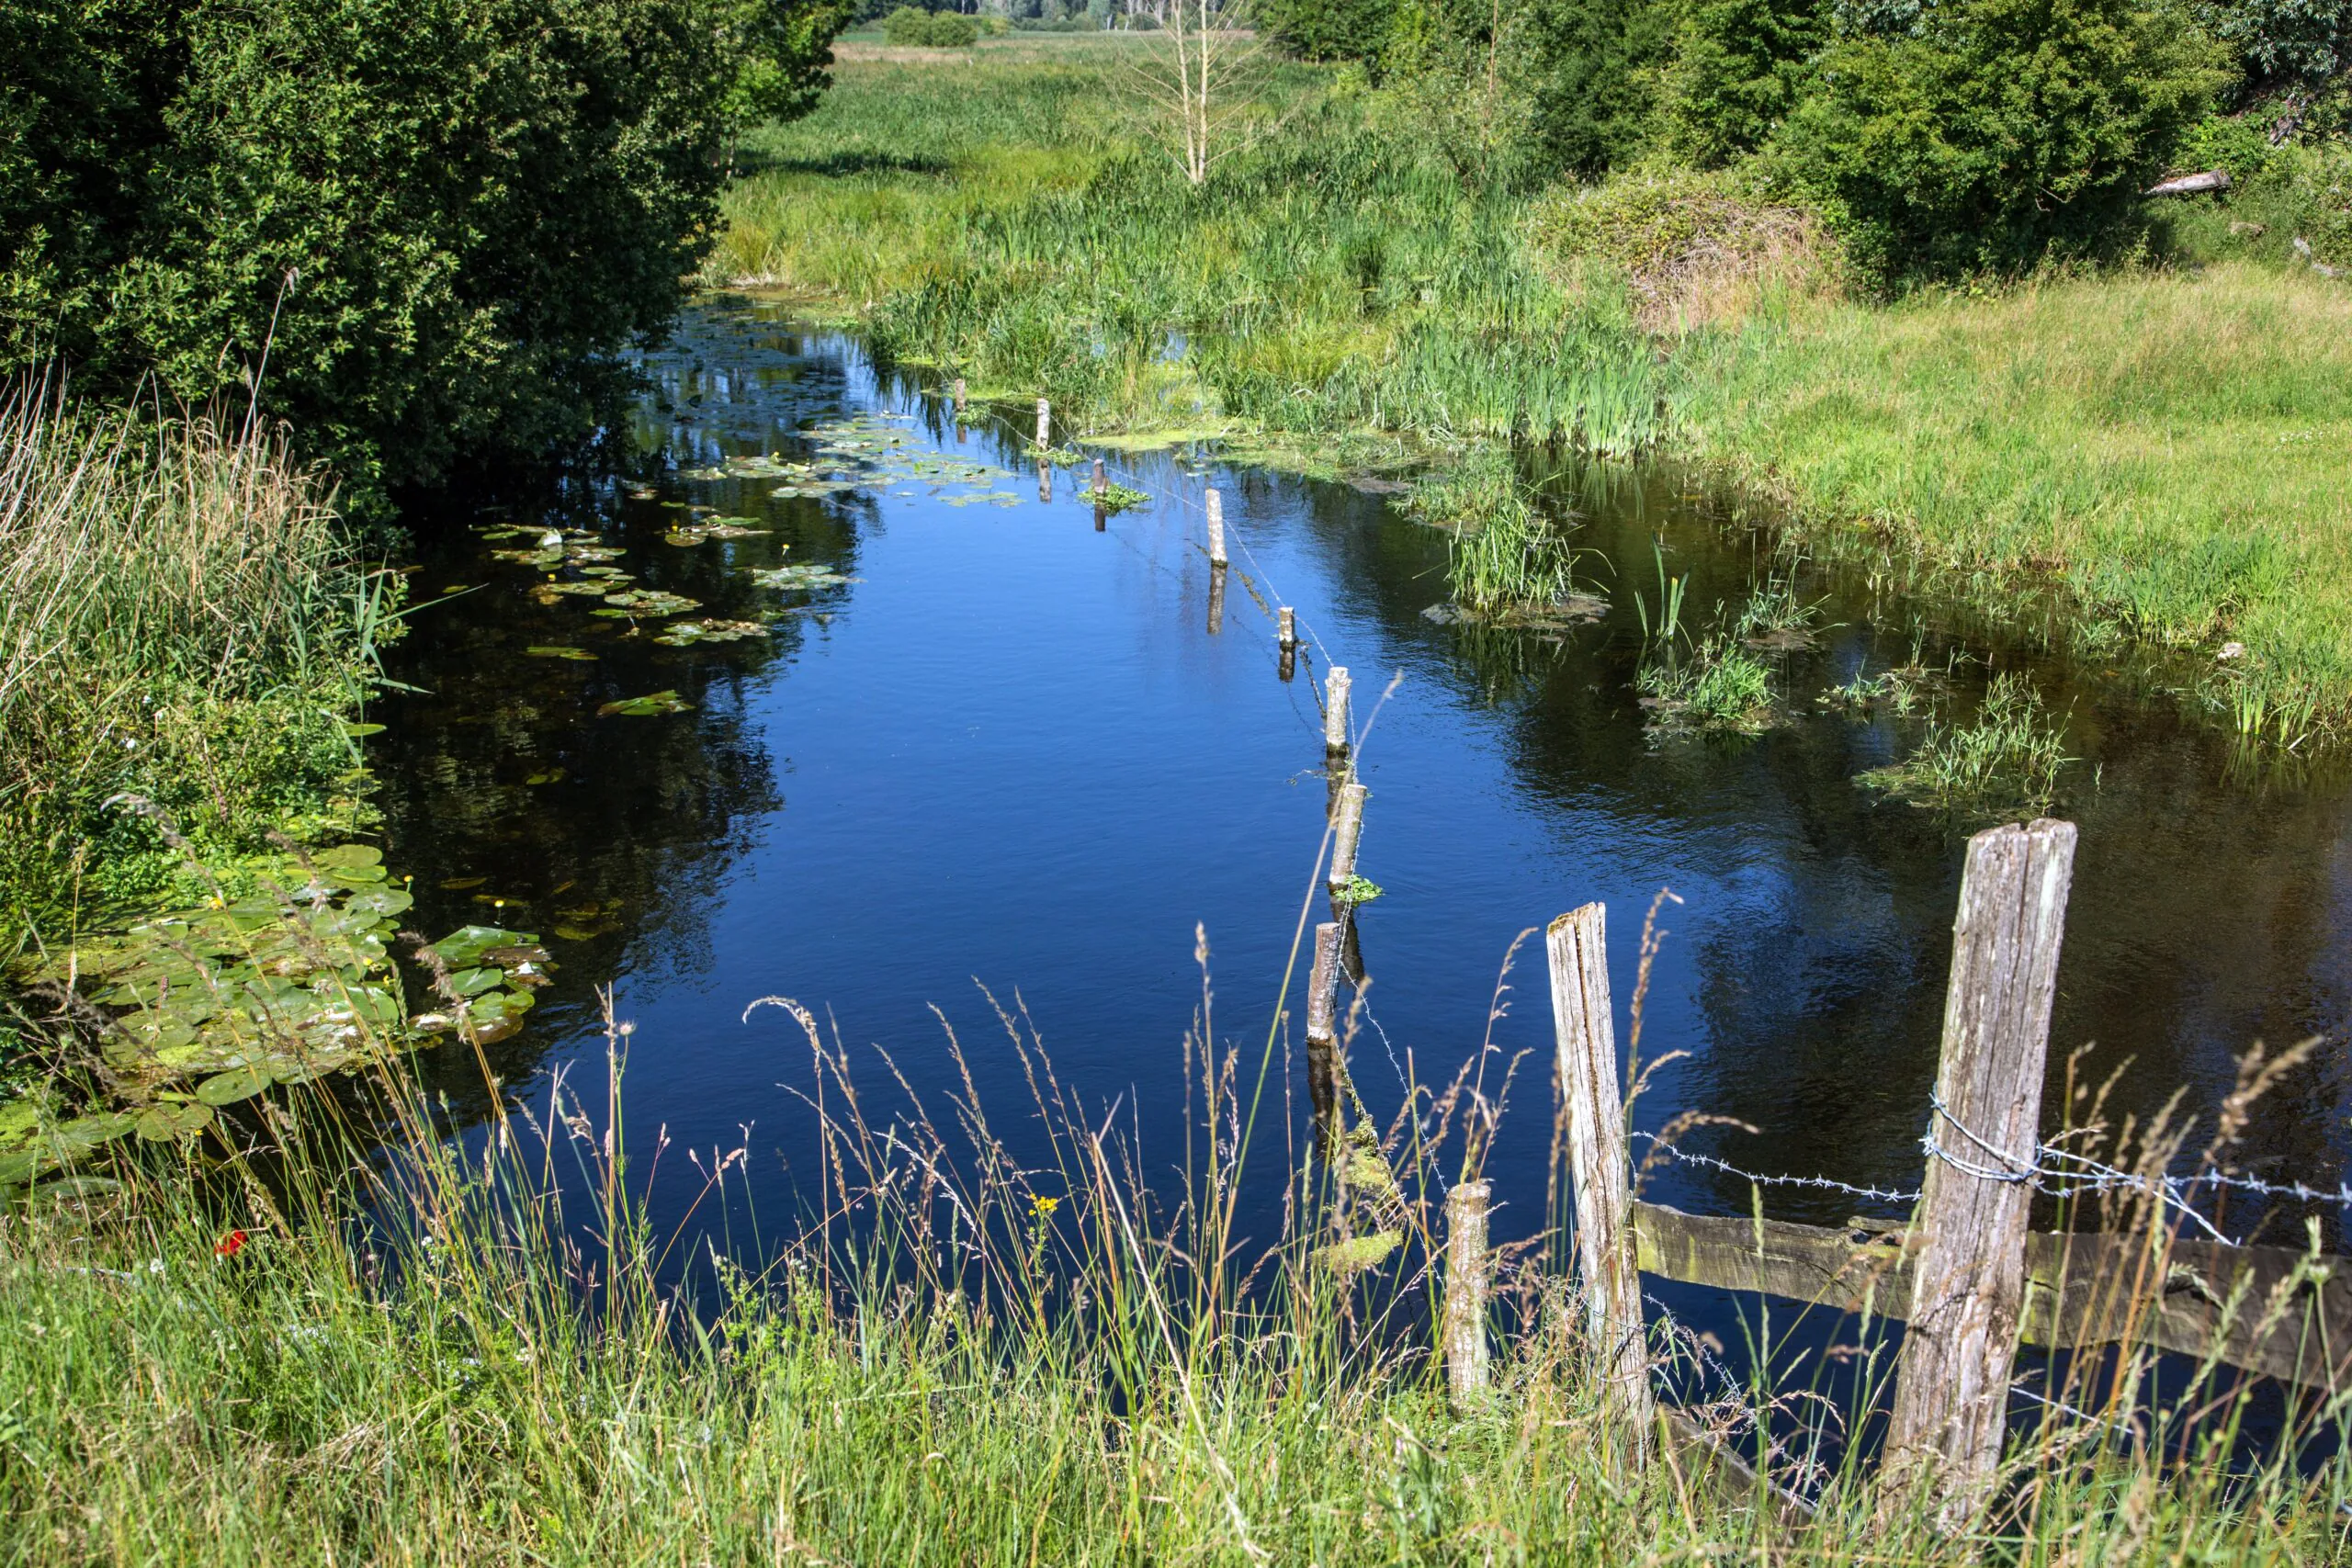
[
  {"xmin": 1444, "ymin": 1180, "xmax": 1494, "ymax": 1403},
  {"xmin": 1304, "ymin": 920, "xmax": 1344, "ymax": 1154},
  {"xmin": 1328, "ymin": 781, "xmax": 1367, "ymax": 982},
  {"xmin": 1278, "ymin": 607, "xmax": 1296, "ymax": 682},
  {"xmin": 1547, "ymin": 903, "xmax": 1654, "ymax": 1455},
  {"xmin": 1206, "ymin": 488, "xmax": 1227, "ymax": 567},
  {"xmin": 1888, "ymin": 818, "xmax": 2077, "ymax": 1528}
]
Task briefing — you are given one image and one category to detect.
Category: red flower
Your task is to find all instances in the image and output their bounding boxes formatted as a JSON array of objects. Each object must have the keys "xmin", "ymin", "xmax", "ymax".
[{"xmin": 215, "ymin": 1230, "xmax": 248, "ymax": 1258}]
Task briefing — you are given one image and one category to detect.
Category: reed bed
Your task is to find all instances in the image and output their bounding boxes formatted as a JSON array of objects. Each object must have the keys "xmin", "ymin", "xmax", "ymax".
[
  {"xmin": 0, "ymin": 382, "xmax": 386, "ymax": 952},
  {"xmin": 716, "ymin": 59, "xmax": 1670, "ymax": 456}
]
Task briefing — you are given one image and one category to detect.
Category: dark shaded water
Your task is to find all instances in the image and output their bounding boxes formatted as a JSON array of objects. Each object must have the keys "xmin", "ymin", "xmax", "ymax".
[{"xmin": 375, "ymin": 299, "xmax": 2352, "ymax": 1349}]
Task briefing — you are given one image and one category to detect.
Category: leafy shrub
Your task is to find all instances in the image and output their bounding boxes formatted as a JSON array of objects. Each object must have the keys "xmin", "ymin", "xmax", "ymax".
[
  {"xmin": 2194, "ymin": 0, "xmax": 2352, "ymax": 95},
  {"xmin": 1661, "ymin": 0, "xmax": 1832, "ymax": 166},
  {"xmin": 0, "ymin": 0, "xmax": 844, "ymax": 510},
  {"xmin": 1259, "ymin": 0, "xmax": 1400, "ymax": 62},
  {"xmin": 1769, "ymin": 0, "xmax": 2233, "ymax": 278},
  {"xmin": 1527, "ymin": 165, "xmax": 1844, "ymax": 329},
  {"xmin": 886, "ymin": 5, "xmax": 980, "ymax": 43},
  {"xmin": 1520, "ymin": 0, "xmax": 1679, "ymax": 177}
]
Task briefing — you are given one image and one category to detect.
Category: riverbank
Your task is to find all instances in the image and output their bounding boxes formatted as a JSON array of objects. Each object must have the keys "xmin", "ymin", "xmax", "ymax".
[
  {"xmin": 714, "ymin": 39, "xmax": 2352, "ymax": 739},
  {"xmin": 0, "ymin": 388, "xmax": 390, "ymax": 1064},
  {"xmin": 3, "ymin": 1000, "xmax": 2340, "ymax": 1565}
]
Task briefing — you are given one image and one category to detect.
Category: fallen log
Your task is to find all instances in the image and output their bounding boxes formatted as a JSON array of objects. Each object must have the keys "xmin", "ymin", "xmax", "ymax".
[{"xmin": 2146, "ymin": 170, "xmax": 2231, "ymax": 197}]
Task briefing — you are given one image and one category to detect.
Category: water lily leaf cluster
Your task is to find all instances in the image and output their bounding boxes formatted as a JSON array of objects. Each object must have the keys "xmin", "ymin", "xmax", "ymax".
[
  {"xmin": 2, "ymin": 846, "xmax": 547, "ymax": 1192},
  {"xmin": 597, "ymin": 690, "xmax": 695, "ymax": 716},
  {"xmin": 653, "ymin": 620, "xmax": 769, "ymax": 647}
]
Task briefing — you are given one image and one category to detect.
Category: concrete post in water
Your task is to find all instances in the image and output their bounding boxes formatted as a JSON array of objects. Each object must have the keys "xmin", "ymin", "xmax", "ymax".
[
  {"xmin": 1444, "ymin": 1180, "xmax": 1493, "ymax": 1403},
  {"xmin": 1304, "ymin": 920, "xmax": 1344, "ymax": 1152},
  {"xmin": 1207, "ymin": 488, "xmax": 1227, "ymax": 567},
  {"xmin": 1888, "ymin": 819, "xmax": 2076, "ymax": 1529},
  {"xmin": 1036, "ymin": 396, "xmax": 1050, "ymax": 449},
  {"xmin": 1278, "ymin": 607, "xmax": 1296, "ymax": 682},
  {"xmin": 1547, "ymin": 902, "xmax": 1654, "ymax": 1459}
]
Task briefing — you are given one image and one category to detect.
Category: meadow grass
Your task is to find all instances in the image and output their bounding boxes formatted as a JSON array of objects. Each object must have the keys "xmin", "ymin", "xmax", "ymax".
[
  {"xmin": 6, "ymin": 927, "xmax": 2351, "ymax": 1565},
  {"xmin": 715, "ymin": 47, "xmax": 1670, "ymax": 457},
  {"xmin": 1678, "ymin": 263, "xmax": 2352, "ymax": 740},
  {"xmin": 0, "ymin": 382, "xmax": 389, "ymax": 959}
]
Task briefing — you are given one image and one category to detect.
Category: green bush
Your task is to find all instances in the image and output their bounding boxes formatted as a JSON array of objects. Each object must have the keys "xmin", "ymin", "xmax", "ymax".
[
  {"xmin": 1769, "ymin": 0, "xmax": 2234, "ymax": 278},
  {"xmin": 1661, "ymin": 0, "xmax": 1831, "ymax": 166},
  {"xmin": 885, "ymin": 5, "xmax": 979, "ymax": 44},
  {"xmin": 1521, "ymin": 0, "xmax": 1678, "ymax": 178},
  {"xmin": 1260, "ymin": 0, "xmax": 1399, "ymax": 62},
  {"xmin": 0, "ymin": 0, "xmax": 843, "ymax": 511}
]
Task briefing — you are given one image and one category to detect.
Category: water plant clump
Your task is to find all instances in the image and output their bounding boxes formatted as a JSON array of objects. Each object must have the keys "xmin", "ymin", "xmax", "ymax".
[
  {"xmin": 1412, "ymin": 453, "xmax": 1587, "ymax": 616},
  {"xmin": 1636, "ymin": 633, "xmax": 1775, "ymax": 736},
  {"xmin": 1735, "ymin": 576, "xmax": 1824, "ymax": 650},
  {"xmin": 1860, "ymin": 671, "xmax": 2073, "ymax": 811}
]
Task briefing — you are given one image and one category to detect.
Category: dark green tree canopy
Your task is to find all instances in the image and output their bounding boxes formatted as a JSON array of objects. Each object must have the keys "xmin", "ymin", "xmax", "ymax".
[{"xmin": 1, "ymin": 0, "xmax": 845, "ymax": 506}]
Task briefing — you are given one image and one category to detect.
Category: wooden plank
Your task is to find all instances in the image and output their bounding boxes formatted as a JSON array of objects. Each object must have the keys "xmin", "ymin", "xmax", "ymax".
[
  {"xmin": 1548, "ymin": 903, "xmax": 1656, "ymax": 1454},
  {"xmin": 1890, "ymin": 818, "xmax": 2075, "ymax": 1524},
  {"xmin": 1632, "ymin": 1202, "xmax": 2352, "ymax": 1393}
]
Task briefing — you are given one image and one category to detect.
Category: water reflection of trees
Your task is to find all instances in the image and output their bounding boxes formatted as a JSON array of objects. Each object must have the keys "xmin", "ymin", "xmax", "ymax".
[{"xmin": 378, "ymin": 308, "xmax": 892, "ymax": 1121}]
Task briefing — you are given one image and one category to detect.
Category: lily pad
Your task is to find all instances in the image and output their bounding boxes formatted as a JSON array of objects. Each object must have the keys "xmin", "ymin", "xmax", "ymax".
[
  {"xmin": 749, "ymin": 564, "xmax": 854, "ymax": 592},
  {"xmin": 432, "ymin": 926, "xmax": 541, "ymax": 968},
  {"xmin": 526, "ymin": 646, "xmax": 598, "ymax": 661},
  {"xmin": 652, "ymin": 619, "xmax": 769, "ymax": 647},
  {"xmin": 196, "ymin": 1066, "xmax": 272, "ymax": 1106},
  {"xmin": 598, "ymin": 690, "xmax": 694, "ymax": 716},
  {"xmin": 599, "ymin": 589, "xmax": 701, "ymax": 617}
]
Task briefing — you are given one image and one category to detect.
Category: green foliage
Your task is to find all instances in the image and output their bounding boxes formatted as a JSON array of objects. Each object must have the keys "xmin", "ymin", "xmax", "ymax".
[
  {"xmin": 1261, "ymin": 0, "xmax": 1399, "ymax": 62},
  {"xmin": 1521, "ymin": 0, "xmax": 1678, "ymax": 176},
  {"xmin": 1662, "ymin": 0, "xmax": 1832, "ymax": 166},
  {"xmin": 0, "ymin": 0, "xmax": 840, "ymax": 508},
  {"xmin": 1768, "ymin": 0, "xmax": 2234, "ymax": 278},
  {"xmin": 1410, "ymin": 452, "xmax": 1581, "ymax": 612},
  {"xmin": 1859, "ymin": 671, "xmax": 2073, "ymax": 809},
  {"xmin": 716, "ymin": 0, "xmax": 854, "ymax": 127},
  {"xmin": 1637, "ymin": 633, "xmax": 1775, "ymax": 732},
  {"xmin": 0, "ymin": 385, "xmax": 390, "ymax": 953},
  {"xmin": 2194, "ymin": 0, "xmax": 2352, "ymax": 93},
  {"xmin": 885, "ymin": 4, "xmax": 980, "ymax": 43}
]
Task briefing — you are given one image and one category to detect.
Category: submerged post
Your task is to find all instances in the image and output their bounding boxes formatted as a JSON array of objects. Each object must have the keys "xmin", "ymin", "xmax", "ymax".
[
  {"xmin": 1206, "ymin": 561, "xmax": 1226, "ymax": 635},
  {"xmin": 1207, "ymin": 488, "xmax": 1227, "ymax": 567},
  {"xmin": 1278, "ymin": 607, "xmax": 1296, "ymax": 682},
  {"xmin": 1444, "ymin": 1181, "xmax": 1493, "ymax": 1403},
  {"xmin": 1888, "ymin": 819, "xmax": 2077, "ymax": 1529},
  {"xmin": 1547, "ymin": 902, "xmax": 1653, "ymax": 1456},
  {"xmin": 1038, "ymin": 458, "xmax": 1052, "ymax": 504}
]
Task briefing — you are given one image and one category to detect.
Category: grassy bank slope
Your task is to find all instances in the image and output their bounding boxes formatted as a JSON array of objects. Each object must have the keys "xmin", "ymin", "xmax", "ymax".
[{"xmin": 1681, "ymin": 265, "xmax": 2352, "ymax": 741}]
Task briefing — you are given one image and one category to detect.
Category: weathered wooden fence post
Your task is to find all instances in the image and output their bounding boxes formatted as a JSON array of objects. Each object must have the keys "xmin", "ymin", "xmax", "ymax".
[
  {"xmin": 1547, "ymin": 902, "xmax": 1655, "ymax": 1455},
  {"xmin": 1445, "ymin": 1180, "xmax": 1494, "ymax": 1403},
  {"xmin": 1277, "ymin": 607, "xmax": 1296, "ymax": 682},
  {"xmin": 1206, "ymin": 563, "xmax": 1226, "ymax": 635},
  {"xmin": 1092, "ymin": 457, "xmax": 1107, "ymax": 497},
  {"xmin": 1887, "ymin": 818, "xmax": 2077, "ymax": 1528},
  {"xmin": 1206, "ymin": 488, "xmax": 1227, "ymax": 567},
  {"xmin": 1328, "ymin": 781, "xmax": 1367, "ymax": 981},
  {"xmin": 1305, "ymin": 920, "xmax": 1345, "ymax": 1152},
  {"xmin": 1035, "ymin": 396, "xmax": 1050, "ymax": 449}
]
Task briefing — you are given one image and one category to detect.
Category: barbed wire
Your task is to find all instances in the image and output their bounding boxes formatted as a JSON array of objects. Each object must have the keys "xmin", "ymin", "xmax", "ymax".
[{"xmin": 1630, "ymin": 1132, "xmax": 1924, "ymax": 1206}]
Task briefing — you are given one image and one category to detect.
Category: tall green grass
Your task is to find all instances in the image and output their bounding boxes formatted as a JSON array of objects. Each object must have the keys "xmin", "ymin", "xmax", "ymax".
[
  {"xmin": 0, "ymin": 382, "xmax": 390, "ymax": 954},
  {"xmin": 7, "ymin": 867, "xmax": 2352, "ymax": 1562},
  {"xmin": 1678, "ymin": 263, "xmax": 2352, "ymax": 736},
  {"xmin": 716, "ymin": 55, "xmax": 1669, "ymax": 456}
]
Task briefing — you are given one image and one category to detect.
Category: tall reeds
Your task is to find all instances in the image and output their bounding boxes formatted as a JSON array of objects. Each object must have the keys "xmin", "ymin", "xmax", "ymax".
[{"xmin": 0, "ymin": 380, "xmax": 385, "ymax": 948}]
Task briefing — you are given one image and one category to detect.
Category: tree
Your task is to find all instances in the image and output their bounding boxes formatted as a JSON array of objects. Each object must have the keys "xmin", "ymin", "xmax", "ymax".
[
  {"xmin": 1770, "ymin": 0, "xmax": 2233, "ymax": 277},
  {"xmin": 1663, "ymin": 0, "xmax": 1833, "ymax": 166},
  {"xmin": 1521, "ymin": 0, "xmax": 1679, "ymax": 178},
  {"xmin": 0, "ymin": 0, "xmax": 845, "ymax": 511}
]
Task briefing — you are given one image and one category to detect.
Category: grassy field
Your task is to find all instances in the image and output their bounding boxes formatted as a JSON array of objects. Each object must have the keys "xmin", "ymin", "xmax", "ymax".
[{"xmin": 718, "ymin": 38, "xmax": 2352, "ymax": 736}]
